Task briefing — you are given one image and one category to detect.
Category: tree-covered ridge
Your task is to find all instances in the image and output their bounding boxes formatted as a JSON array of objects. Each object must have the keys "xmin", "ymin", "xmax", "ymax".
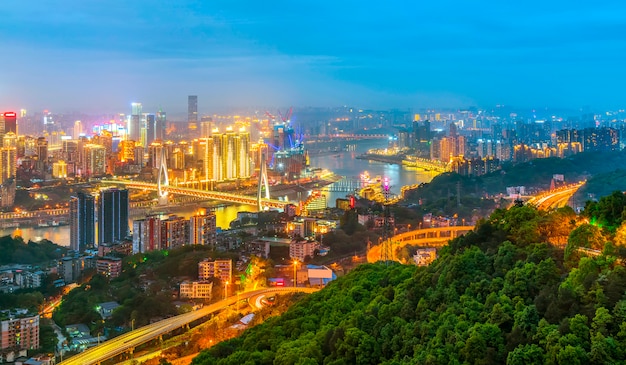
[
  {"xmin": 0, "ymin": 235, "xmax": 67, "ymax": 265},
  {"xmin": 192, "ymin": 194, "xmax": 626, "ymax": 365}
]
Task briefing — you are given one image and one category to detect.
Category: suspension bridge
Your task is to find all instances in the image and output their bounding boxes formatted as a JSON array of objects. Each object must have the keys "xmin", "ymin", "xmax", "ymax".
[{"xmin": 103, "ymin": 153, "xmax": 289, "ymax": 210}]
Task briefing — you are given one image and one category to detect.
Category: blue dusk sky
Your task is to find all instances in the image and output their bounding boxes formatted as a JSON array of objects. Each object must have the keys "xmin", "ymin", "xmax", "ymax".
[{"xmin": 1, "ymin": 1, "xmax": 625, "ymax": 114}]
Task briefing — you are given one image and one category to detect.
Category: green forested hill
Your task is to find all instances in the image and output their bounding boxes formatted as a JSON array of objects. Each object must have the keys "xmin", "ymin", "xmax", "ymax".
[
  {"xmin": 193, "ymin": 199, "xmax": 626, "ymax": 365},
  {"xmin": 0, "ymin": 235, "xmax": 67, "ymax": 265}
]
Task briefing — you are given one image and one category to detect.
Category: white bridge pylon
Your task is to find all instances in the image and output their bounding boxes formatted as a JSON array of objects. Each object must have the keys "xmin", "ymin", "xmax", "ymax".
[
  {"xmin": 257, "ymin": 154, "xmax": 270, "ymax": 211},
  {"xmin": 157, "ymin": 147, "xmax": 169, "ymax": 198}
]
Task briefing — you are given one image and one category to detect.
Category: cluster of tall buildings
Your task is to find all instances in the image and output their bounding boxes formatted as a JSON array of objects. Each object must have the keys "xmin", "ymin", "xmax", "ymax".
[
  {"xmin": 142, "ymin": 127, "xmax": 252, "ymax": 182},
  {"xmin": 400, "ymin": 115, "xmax": 624, "ymax": 177},
  {"xmin": 22, "ymin": 98, "xmax": 256, "ymax": 186},
  {"xmin": 69, "ymin": 189, "xmax": 128, "ymax": 252},
  {"xmin": 132, "ymin": 209, "xmax": 217, "ymax": 254},
  {"xmin": 70, "ymin": 188, "xmax": 218, "ymax": 256}
]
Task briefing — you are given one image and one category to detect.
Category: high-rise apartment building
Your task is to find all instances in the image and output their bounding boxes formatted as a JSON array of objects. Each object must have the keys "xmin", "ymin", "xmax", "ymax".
[
  {"xmin": 200, "ymin": 116, "xmax": 213, "ymax": 138},
  {"xmin": 98, "ymin": 189, "xmax": 129, "ymax": 245},
  {"xmin": 188, "ymin": 95, "xmax": 198, "ymax": 132},
  {"xmin": 82, "ymin": 144, "xmax": 106, "ymax": 177},
  {"xmin": 35, "ymin": 137, "xmax": 47, "ymax": 171},
  {"xmin": 0, "ymin": 112, "xmax": 17, "ymax": 139},
  {"xmin": 69, "ymin": 192, "xmax": 95, "ymax": 252},
  {"xmin": 209, "ymin": 128, "xmax": 251, "ymax": 181},
  {"xmin": 160, "ymin": 215, "xmax": 189, "ymax": 250},
  {"xmin": 118, "ymin": 140, "xmax": 136, "ymax": 163},
  {"xmin": 129, "ymin": 103, "xmax": 142, "ymax": 142},
  {"xmin": 73, "ymin": 120, "xmax": 82, "ymax": 139},
  {"xmin": 132, "ymin": 216, "xmax": 161, "ymax": 254},
  {"xmin": 0, "ymin": 133, "xmax": 17, "ymax": 183},
  {"xmin": 156, "ymin": 109, "xmax": 166, "ymax": 141},
  {"xmin": 146, "ymin": 113, "xmax": 156, "ymax": 146},
  {"xmin": 189, "ymin": 210, "xmax": 217, "ymax": 246}
]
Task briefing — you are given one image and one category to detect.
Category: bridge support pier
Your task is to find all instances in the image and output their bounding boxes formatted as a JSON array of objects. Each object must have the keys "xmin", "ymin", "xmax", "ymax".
[{"xmin": 257, "ymin": 154, "xmax": 270, "ymax": 211}]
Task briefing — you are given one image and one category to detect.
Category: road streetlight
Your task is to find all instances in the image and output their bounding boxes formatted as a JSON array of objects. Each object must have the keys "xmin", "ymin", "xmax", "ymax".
[
  {"xmin": 224, "ymin": 281, "xmax": 229, "ymax": 300},
  {"xmin": 293, "ymin": 260, "xmax": 298, "ymax": 287}
]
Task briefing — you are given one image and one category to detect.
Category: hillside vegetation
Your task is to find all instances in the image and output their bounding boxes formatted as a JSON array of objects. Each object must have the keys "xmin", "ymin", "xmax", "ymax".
[
  {"xmin": 0, "ymin": 235, "xmax": 67, "ymax": 265},
  {"xmin": 192, "ymin": 192, "xmax": 626, "ymax": 365}
]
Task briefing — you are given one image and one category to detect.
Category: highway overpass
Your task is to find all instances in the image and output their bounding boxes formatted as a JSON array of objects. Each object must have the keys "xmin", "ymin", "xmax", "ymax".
[
  {"xmin": 526, "ymin": 181, "xmax": 585, "ymax": 210},
  {"xmin": 58, "ymin": 287, "xmax": 318, "ymax": 365},
  {"xmin": 367, "ymin": 226, "xmax": 475, "ymax": 263}
]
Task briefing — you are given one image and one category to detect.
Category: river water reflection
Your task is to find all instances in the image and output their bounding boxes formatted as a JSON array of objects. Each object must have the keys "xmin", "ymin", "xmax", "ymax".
[{"xmin": 2, "ymin": 139, "xmax": 436, "ymax": 246}]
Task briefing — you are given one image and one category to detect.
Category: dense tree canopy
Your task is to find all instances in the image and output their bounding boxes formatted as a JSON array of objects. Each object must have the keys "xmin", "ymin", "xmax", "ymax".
[
  {"xmin": 192, "ymin": 201, "xmax": 626, "ymax": 365},
  {"xmin": 0, "ymin": 236, "xmax": 67, "ymax": 265}
]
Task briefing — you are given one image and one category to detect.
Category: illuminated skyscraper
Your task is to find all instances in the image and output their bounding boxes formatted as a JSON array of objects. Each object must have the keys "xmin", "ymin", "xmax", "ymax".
[
  {"xmin": 199, "ymin": 138, "xmax": 213, "ymax": 183},
  {"xmin": 43, "ymin": 110, "xmax": 54, "ymax": 133},
  {"xmin": 73, "ymin": 120, "xmax": 82, "ymax": 139},
  {"xmin": 200, "ymin": 116, "xmax": 213, "ymax": 138},
  {"xmin": 0, "ymin": 112, "xmax": 17, "ymax": 136},
  {"xmin": 224, "ymin": 128, "xmax": 237, "ymax": 179},
  {"xmin": 118, "ymin": 140, "xmax": 136, "ymax": 163},
  {"xmin": 146, "ymin": 113, "xmax": 156, "ymax": 146},
  {"xmin": 98, "ymin": 188, "xmax": 129, "ymax": 245},
  {"xmin": 140, "ymin": 113, "xmax": 148, "ymax": 147},
  {"xmin": 156, "ymin": 109, "xmax": 166, "ymax": 140},
  {"xmin": 237, "ymin": 128, "xmax": 251, "ymax": 178},
  {"xmin": 69, "ymin": 192, "xmax": 95, "ymax": 252},
  {"xmin": 82, "ymin": 144, "xmax": 106, "ymax": 177},
  {"xmin": 129, "ymin": 102, "xmax": 142, "ymax": 141},
  {"xmin": 148, "ymin": 141, "xmax": 165, "ymax": 169},
  {"xmin": 35, "ymin": 137, "xmax": 48, "ymax": 171},
  {"xmin": 188, "ymin": 95, "xmax": 198, "ymax": 132},
  {"xmin": 0, "ymin": 133, "xmax": 17, "ymax": 183},
  {"xmin": 204, "ymin": 128, "xmax": 251, "ymax": 182},
  {"xmin": 211, "ymin": 133, "xmax": 223, "ymax": 181}
]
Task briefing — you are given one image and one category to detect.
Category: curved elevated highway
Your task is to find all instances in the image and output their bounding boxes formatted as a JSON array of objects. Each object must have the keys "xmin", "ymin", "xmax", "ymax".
[{"xmin": 58, "ymin": 287, "xmax": 318, "ymax": 365}]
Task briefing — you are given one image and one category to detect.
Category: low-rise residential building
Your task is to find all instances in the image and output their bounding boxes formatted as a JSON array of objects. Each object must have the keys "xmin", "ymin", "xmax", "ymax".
[
  {"xmin": 289, "ymin": 238, "xmax": 319, "ymax": 261},
  {"xmin": 414, "ymin": 248, "xmax": 437, "ymax": 266},
  {"xmin": 179, "ymin": 281, "xmax": 213, "ymax": 299},
  {"xmin": 96, "ymin": 257, "xmax": 122, "ymax": 278},
  {"xmin": 198, "ymin": 259, "xmax": 232, "ymax": 284},
  {"xmin": 95, "ymin": 302, "xmax": 120, "ymax": 319}
]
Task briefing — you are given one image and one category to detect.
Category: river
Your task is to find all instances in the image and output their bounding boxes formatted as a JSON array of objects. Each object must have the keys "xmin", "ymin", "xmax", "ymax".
[
  {"xmin": 309, "ymin": 139, "xmax": 437, "ymax": 203},
  {"xmin": 1, "ymin": 139, "xmax": 436, "ymax": 246}
]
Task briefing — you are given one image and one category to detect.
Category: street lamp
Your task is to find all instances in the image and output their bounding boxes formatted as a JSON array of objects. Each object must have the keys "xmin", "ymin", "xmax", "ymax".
[
  {"xmin": 293, "ymin": 260, "xmax": 298, "ymax": 287},
  {"xmin": 131, "ymin": 318, "xmax": 135, "ymax": 331},
  {"xmin": 224, "ymin": 281, "xmax": 229, "ymax": 300}
]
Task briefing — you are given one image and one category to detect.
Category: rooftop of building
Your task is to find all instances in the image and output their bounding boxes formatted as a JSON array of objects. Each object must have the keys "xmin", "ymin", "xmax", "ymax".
[{"xmin": 0, "ymin": 308, "xmax": 37, "ymax": 321}]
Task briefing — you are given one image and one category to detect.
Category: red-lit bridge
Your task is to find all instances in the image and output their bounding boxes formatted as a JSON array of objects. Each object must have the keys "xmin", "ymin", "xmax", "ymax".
[
  {"xmin": 367, "ymin": 226, "xmax": 475, "ymax": 263},
  {"xmin": 101, "ymin": 180, "xmax": 290, "ymax": 210}
]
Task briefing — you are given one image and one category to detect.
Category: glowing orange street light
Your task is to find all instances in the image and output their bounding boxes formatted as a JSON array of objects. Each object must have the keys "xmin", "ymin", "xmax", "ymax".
[
  {"xmin": 293, "ymin": 260, "xmax": 298, "ymax": 287},
  {"xmin": 224, "ymin": 281, "xmax": 229, "ymax": 300}
]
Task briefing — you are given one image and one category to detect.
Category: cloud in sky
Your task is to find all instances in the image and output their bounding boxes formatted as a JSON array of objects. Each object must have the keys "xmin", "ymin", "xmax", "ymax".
[{"xmin": 1, "ymin": 0, "xmax": 626, "ymax": 114}]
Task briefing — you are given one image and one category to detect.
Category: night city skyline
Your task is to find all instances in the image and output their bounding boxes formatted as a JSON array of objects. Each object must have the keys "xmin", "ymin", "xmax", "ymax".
[{"xmin": 2, "ymin": 1, "xmax": 626, "ymax": 114}]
